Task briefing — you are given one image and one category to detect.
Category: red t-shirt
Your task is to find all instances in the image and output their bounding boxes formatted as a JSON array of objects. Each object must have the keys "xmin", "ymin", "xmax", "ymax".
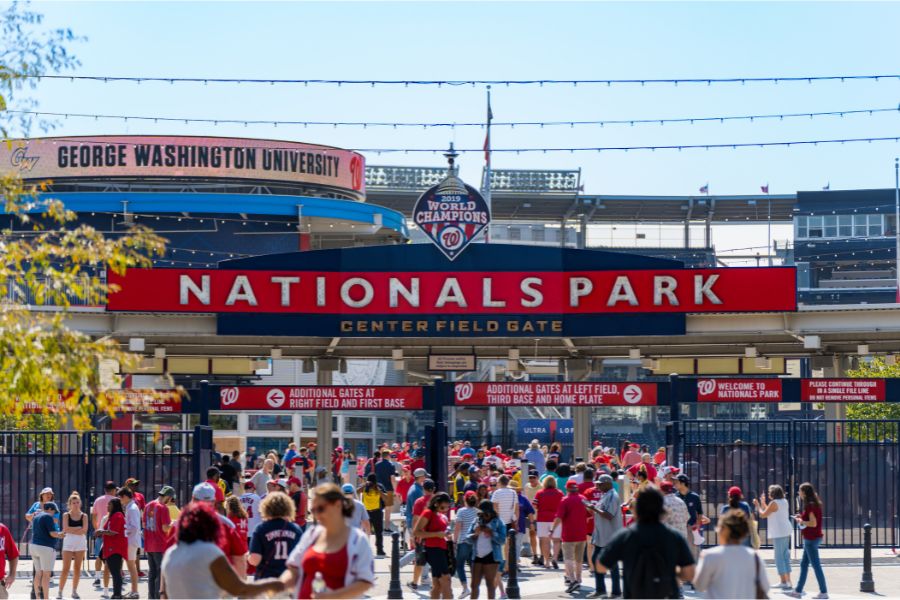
[
  {"xmin": 419, "ymin": 509, "xmax": 449, "ymax": 549},
  {"xmin": 102, "ymin": 512, "xmax": 129, "ymax": 559},
  {"xmin": 801, "ymin": 504, "xmax": 824, "ymax": 540},
  {"xmin": 533, "ymin": 488, "xmax": 563, "ymax": 522},
  {"xmin": 0, "ymin": 524, "xmax": 20, "ymax": 579},
  {"xmin": 395, "ymin": 477, "xmax": 412, "ymax": 503},
  {"xmin": 143, "ymin": 500, "xmax": 172, "ymax": 553},
  {"xmin": 206, "ymin": 480, "xmax": 226, "ymax": 504},
  {"xmin": 627, "ymin": 462, "xmax": 658, "ymax": 481},
  {"xmin": 409, "ymin": 458, "xmax": 426, "ymax": 472},
  {"xmin": 229, "ymin": 515, "xmax": 250, "ymax": 543},
  {"xmin": 218, "ymin": 515, "xmax": 248, "ymax": 559},
  {"xmin": 555, "ymin": 493, "xmax": 588, "ymax": 542},
  {"xmin": 133, "ymin": 492, "xmax": 146, "ymax": 512},
  {"xmin": 581, "ymin": 486, "xmax": 601, "ymax": 529},
  {"xmin": 413, "ymin": 495, "xmax": 428, "ymax": 518},
  {"xmin": 653, "ymin": 451, "xmax": 667, "ymax": 466},
  {"xmin": 298, "ymin": 545, "xmax": 348, "ymax": 599}
]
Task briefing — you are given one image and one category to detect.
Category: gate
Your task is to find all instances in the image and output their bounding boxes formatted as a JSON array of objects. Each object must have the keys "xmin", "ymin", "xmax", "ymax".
[
  {"xmin": 0, "ymin": 429, "xmax": 200, "ymax": 557},
  {"xmin": 667, "ymin": 419, "xmax": 900, "ymax": 548}
]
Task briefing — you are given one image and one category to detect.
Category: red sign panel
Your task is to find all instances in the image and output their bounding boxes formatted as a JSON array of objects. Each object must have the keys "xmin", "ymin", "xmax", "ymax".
[
  {"xmin": 454, "ymin": 382, "xmax": 657, "ymax": 406},
  {"xmin": 108, "ymin": 267, "xmax": 796, "ymax": 315},
  {"xmin": 217, "ymin": 386, "xmax": 423, "ymax": 410},
  {"xmin": 801, "ymin": 379, "xmax": 886, "ymax": 402},
  {"xmin": 23, "ymin": 389, "xmax": 182, "ymax": 413},
  {"xmin": 697, "ymin": 378, "xmax": 783, "ymax": 402}
]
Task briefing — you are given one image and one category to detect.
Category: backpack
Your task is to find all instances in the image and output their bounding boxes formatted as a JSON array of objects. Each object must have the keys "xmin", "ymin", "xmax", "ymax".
[{"xmin": 628, "ymin": 535, "xmax": 673, "ymax": 599}]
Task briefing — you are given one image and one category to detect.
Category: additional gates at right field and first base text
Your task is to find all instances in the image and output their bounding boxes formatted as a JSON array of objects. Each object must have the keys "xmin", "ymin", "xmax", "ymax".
[{"xmin": 667, "ymin": 419, "xmax": 900, "ymax": 548}]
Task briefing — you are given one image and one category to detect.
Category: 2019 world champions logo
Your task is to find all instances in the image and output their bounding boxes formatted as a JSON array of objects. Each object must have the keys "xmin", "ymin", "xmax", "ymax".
[{"xmin": 412, "ymin": 160, "xmax": 490, "ymax": 261}]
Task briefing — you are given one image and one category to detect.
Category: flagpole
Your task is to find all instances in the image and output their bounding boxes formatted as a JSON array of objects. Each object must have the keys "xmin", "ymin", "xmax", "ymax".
[
  {"xmin": 485, "ymin": 85, "xmax": 492, "ymax": 243},
  {"xmin": 894, "ymin": 157, "xmax": 899, "ymax": 302},
  {"xmin": 767, "ymin": 189, "xmax": 772, "ymax": 266}
]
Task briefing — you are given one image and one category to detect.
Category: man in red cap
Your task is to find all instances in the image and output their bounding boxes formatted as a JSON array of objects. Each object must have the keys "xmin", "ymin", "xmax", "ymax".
[
  {"xmin": 287, "ymin": 477, "xmax": 307, "ymax": 531},
  {"xmin": 621, "ymin": 443, "xmax": 642, "ymax": 468},
  {"xmin": 552, "ymin": 480, "xmax": 589, "ymax": 594}
]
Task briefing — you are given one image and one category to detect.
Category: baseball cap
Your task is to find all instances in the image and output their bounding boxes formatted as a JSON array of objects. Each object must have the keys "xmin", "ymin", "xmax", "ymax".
[
  {"xmin": 413, "ymin": 468, "xmax": 430, "ymax": 478},
  {"xmin": 157, "ymin": 485, "xmax": 175, "ymax": 497},
  {"xmin": 528, "ymin": 472, "xmax": 538, "ymax": 479},
  {"xmin": 287, "ymin": 476, "xmax": 302, "ymax": 486},
  {"xmin": 728, "ymin": 486, "xmax": 743, "ymax": 497},
  {"xmin": 341, "ymin": 483, "xmax": 355, "ymax": 494},
  {"xmin": 628, "ymin": 443, "xmax": 640, "ymax": 449},
  {"xmin": 597, "ymin": 474, "xmax": 614, "ymax": 485},
  {"xmin": 335, "ymin": 446, "xmax": 343, "ymax": 452},
  {"xmin": 243, "ymin": 481, "xmax": 256, "ymax": 490},
  {"xmin": 565, "ymin": 480, "xmax": 579, "ymax": 490},
  {"xmin": 422, "ymin": 479, "xmax": 436, "ymax": 491},
  {"xmin": 40, "ymin": 487, "xmax": 54, "ymax": 496},
  {"xmin": 192, "ymin": 482, "xmax": 217, "ymax": 502},
  {"xmin": 275, "ymin": 479, "xmax": 289, "ymax": 489},
  {"xmin": 124, "ymin": 477, "xmax": 140, "ymax": 486},
  {"xmin": 676, "ymin": 474, "xmax": 690, "ymax": 485},
  {"xmin": 660, "ymin": 481, "xmax": 675, "ymax": 493},
  {"xmin": 468, "ymin": 466, "xmax": 478, "ymax": 474},
  {"xmin": 43, "ymin": 502, "xmax": 59, "ymax": 512},
  {"xmin": 464, "ymin": 490, "xmax": 477, "ymax": 499}
]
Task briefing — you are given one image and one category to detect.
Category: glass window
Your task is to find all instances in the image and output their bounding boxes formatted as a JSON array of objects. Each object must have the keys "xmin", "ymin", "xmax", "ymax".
[
  {"xmin": 533, "ymin": 228, "xmax": 545, "ymax": 242},
  {"xmin": 807, "ymin": 216, "xmax": 823, "ymax": 238},
  {"xmin": 209, "ymin": 414, "xmax": 238, "ymax": 430},
  {"xmin": 333, "ymin": 416, "xmax": 338, "ymax": 430},
  {"xmin": 838, "ymin": 215, "xmax": 852, "ymax": 237},
  {"xmin": 509, "ymin": 227, "xmax": 521, "ymax": 241},
  {"xmin": 249, "ymin": 414, "xmax": 293, "ymax": 431},
  {"xmin": 869, "ymin": 215, "xmax": 883, "ymax": 236},
  {"xmin": 345, "ymin": 416, "xmax": 372, "ymax": 433},
  {"xmin": 301, "ymin": 415, "xmax": 317, "ymax": 430},
  {"xmin": 796, "ymin": 216, "xmax": 807, "ymax": 239},
  {"xmin": 247, "ymin": 436, "xmax": 292, "ymax": 457},
  {"xmin": 854, "ymin": 215, "xmax": 868, "ymax": 237},
  {"xmin": 376, "ymin": 418, "xmax": 395, "ymax": 434},
  {"xmin": 824, "ymin": 215, "xmax": 837, "ymax": 238}
]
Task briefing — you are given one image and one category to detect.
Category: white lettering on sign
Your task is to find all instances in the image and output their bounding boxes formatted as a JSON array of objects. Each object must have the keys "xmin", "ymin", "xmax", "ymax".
[
  {"xmin": 653, "ymin": 275, "xmax": 679, "ymax": 306},
  {"xmin": 569, "ymin": 277, "xmax": 593, "ymax": 307},
  {"xmin": 482, "ymin": 278, "xmax": 506, "ymax": 308},
  {"xmin": 225, "ymin": 275, "xmax": 258, "ymax": 306},
  {"xmin": 316, "ymin": 276, "xmax": 326, "ymax": 307},
  {"xmin": 607, "ymin": 276, "xmax": 639, "ymax": 306},
  {"xmin": 694, "ymin": 274, "xmax": 722, "ymax": 305},
  {"xmin": 389, "ymin": 278, "xmax": 420, "ymax": 308},
  {"xmin": 436, "ymin": 277, "xmax": 467, "ymax": 307},
  {"xmin": 520, "ymin": 277, "xmax": 543, "ymax": 307},
  {"xmin": 180, "ymin": 274, "xmax": 211, "ymax": 305},
  {"xmin": 270, "ymin": 276, "xmax": 300, "ymax": 306},
  {"xmin": 341, "ymin": 277, "xmax": 374, "ymax": 308}
]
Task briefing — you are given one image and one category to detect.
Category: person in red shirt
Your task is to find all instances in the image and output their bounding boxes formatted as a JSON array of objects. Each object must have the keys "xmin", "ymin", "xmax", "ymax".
[
  {"xmin": 124, "ymin": 478, "xmax": 146, "ymax": 511},
  {"xmin": 143, "ymin": 487, "xmax": 174, "ymax": 599},
  {"xmin": 413, "ymin": 492, "xmax": 452, "ymax": 600},
  {"xmin": 224, "ymin": 496, "xmax": 250, "ymax": 579},
  {"xmin": 621, "ymin": 443, "xmax": 642, "ymax": 468},
  {"xmin": 0, "ymin": 520, "xmax": 20, "ymax": 598},
  {"xmin": 95, "ymin": 498, "xmax": 128, "ymax": 599},
  {"xmin": 626, "ymin": 455, "xmax": 658, "ymax": 482},
  {"xmin": 287, "ymin": 477, "xmax": 308, "ymax": 530},
  {"xmin": 409, "ymin": 451, "xmax": 426, "ymax": 474},
  {"xmin": 395, "ymin": 466, "xmax": 413, "ymax": 505},
  {"xmin": 552, "ymin": 481, "xmax": 589, "ymax": 594},
  {"xmin": 533, "ymin": 476, "xmax": 564, "ymax": 569},
  {"xmin": 653, "ymin": 447, "xmax": 667, "ymax": 467},
  {"xmin": 205, "ymin": 467, "xmax": 227, "ymax": 511},
  {"xmin": 788, "ymin": 483, "xmax": 827, "ymax": 599}
]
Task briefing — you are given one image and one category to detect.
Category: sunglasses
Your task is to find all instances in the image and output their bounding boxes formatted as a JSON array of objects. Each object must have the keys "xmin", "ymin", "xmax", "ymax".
[{"xmin": 311, "ymin": 500, "xmax": 338, "ymax": 514}]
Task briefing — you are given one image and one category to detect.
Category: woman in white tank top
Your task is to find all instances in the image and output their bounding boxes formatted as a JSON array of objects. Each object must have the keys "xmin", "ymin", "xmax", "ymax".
[{"xmin": 754, "ymin": 484, "xmax": 793, "ymax": 590}]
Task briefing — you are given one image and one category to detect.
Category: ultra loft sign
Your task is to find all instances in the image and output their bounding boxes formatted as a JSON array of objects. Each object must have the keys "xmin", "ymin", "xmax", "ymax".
[{"xmin": 106, "ymin": 244, "xmax": 797, "ymax": 337}]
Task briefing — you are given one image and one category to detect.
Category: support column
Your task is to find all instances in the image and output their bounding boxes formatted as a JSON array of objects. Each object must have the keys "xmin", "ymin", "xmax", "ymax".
[
  {"xmin": 316, "ymin": 366, "xmax": 334, "ymax": 482},
  {"xmin": 569, "ymin": 360, "xmax": 593, "ymax": 459}
]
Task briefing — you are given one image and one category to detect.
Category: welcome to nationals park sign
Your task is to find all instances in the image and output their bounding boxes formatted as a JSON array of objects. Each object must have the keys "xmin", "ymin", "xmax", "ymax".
[{"xmin": 107, "ymin": 244, "xmax": 796, "ymax": 337}]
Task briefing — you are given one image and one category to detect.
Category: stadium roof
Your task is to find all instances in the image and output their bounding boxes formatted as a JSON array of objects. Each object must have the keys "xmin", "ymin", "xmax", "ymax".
[{"xmin": 365, "ymin": 165, "xmax": 797, "ymax": 223}]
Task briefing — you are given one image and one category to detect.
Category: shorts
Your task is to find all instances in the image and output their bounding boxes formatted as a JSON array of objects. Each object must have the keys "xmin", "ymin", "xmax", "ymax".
[
  {"xmin": 62, "ymin": 534, "xmax": 87, "ymax": 552},
  {"xmin": 127, "ymin": 544, "xmax": 139, "ymax": 561},
  {"xmin": 425, "ymin": 546, "xmax": 451, "ymax": 577},
  {"xmin": 473, "ymin": 554, "xmax": 497, "ymax": 564},
  {"xmin": 536, "ymin": 522, "xmax": 560, "ymax": 538},
  {"xmin": 31, "ymin": 544, "xmax": 57, "ymax": 572},
  {"xmin": 562, "ymin": 541, "xmax": 586, "ymax": 563},
  {"xmin": 93, "ymin": 536, "xmax": 103, "ymax": 557},
  {"xmin": 384, "ymin": 491, "xmax": 395, "ymax": 506}
]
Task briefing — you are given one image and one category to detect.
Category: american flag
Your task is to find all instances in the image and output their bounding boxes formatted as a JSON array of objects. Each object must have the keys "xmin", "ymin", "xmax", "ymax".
[{"xmin": 699, "ymin": 183, "xmax": 709, "ymax": 195}]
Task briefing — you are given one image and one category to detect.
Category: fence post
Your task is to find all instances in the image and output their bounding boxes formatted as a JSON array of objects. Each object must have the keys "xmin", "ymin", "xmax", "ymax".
[
  {"xmin": 506, "ymin": 528, "xmax": 520, "ymax": 599},
  {"xmin": 387, "ymin": 531, "xmax": 403, "ymax": 599},
  {"xmin": 860, "ymin": 523, "xmax": 875, "ymax": 592}
]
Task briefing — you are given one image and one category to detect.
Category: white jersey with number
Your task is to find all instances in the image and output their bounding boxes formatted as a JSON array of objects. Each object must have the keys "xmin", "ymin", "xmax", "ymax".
[{"xmin": 240, "ymin": 492, "xmax": 263, "ymax": 536}]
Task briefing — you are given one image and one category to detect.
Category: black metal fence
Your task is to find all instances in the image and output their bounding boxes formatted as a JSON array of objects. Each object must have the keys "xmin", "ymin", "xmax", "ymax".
[
  {"xmin": 667, "ymin": 419, "xmax": 900, "ymax": 548},
  {"xmin": 0, "ymin": 429, "xmax": 198, "ymax": 557}
]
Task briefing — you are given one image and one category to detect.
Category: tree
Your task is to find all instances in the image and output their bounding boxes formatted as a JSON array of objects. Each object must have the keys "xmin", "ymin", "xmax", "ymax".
[
  {"xmin": 845, "ymin": 357, "xmax": 900, "ymax": 441},
  {"xmin": 1, "ymin": 4, "xmax": 168, "ymax": 430}
]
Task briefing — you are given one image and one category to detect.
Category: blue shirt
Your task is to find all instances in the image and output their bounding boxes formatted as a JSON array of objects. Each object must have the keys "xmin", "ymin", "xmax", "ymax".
[
  {"xmin": 375, "ymin": 459, "xmax": 397, "ymax": 492},
  {"xmin": 405, "ymin": 483, "xmax": 424, "ymax": 525},
  {"xmin": 516, "ymin": 494, "xmax": 535, "ymax": 533},
  {"xmin": 31, "ymin": 512, "xmax": 59, "ymax": 549},
  {"xmin": 27, "ymin": 502, "xmax": 60, "ymax": 527},
  {"xmin": 523, "ymin": 448, "xmax": 546, "ymax": 475},
  {"xmin": 679, "ymin": 491, "xmax": 703, "ymax": 527},
  {"xmin": 459, "ymin": 447, "xmax": 476, "ymax": 458}
]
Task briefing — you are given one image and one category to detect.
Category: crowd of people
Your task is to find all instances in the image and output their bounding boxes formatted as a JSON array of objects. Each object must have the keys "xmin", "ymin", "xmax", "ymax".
[{"xmin": 0, "ymin": 438, "xmax": 831, "ymax": 599}]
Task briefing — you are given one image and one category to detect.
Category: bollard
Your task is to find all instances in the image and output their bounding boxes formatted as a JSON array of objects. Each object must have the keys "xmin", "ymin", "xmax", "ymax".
[
  {"xmin": 860, "ymin": 523, "xmax": 875, "ymax": 593},
  {"xmin": 388, "ymin": 531, "xmax": 403, "ymax": 599},
  {"xmin": 506, "ymin": 528, "xmax": 521, "ymax": 599}
]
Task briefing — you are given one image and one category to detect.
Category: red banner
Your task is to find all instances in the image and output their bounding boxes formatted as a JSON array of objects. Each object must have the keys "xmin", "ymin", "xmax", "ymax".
[
  {"xmin": 454, "ymin": 382, "xmax": 657, "ymax": 406},
  {"xmin": 23, "ymin": 389, "xmax": 182, "ymax": 413},
  {"xmin": 697, "ymin": 378, "xmax": 783, "ymax": 402},
  {"xmin": 217, "ymin": 386, "xmax": 423, "ymax": 410},
  {"xmin": 801, "ymin": 379, "xmax": 886, "ymax": 402},
  {"xmin": 108, "ymin": 267, "xmax": 796, "ymax": 315}
]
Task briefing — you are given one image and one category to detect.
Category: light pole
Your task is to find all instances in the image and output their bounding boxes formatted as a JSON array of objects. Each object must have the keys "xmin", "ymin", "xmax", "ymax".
[{"xmin": 895, "ymin": 158, "xmax": 899, "ymax": 302}]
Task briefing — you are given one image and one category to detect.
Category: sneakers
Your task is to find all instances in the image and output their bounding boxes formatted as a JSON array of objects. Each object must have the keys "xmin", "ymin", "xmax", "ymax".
[
  {"xmin": 458, "ymin": 586, "xmax": 471, "ymax": 599},
  {"xmin": 125, "ymin": 592, "xmax": 140, "ymax": 599},
  {"xmin": 587, "ymin": 592, "xmax": 604, "ymax": 599},
  {"xmin": 812, "ymin": 595, "xmax": 829, "ymax": 599},
  {"xmin": 566, "ymin": 581, "xmax": 581, "ymax": 594},
  {"xmin": 407, "ymin": 582, "xmax": 418, "ymax": 591},
  {"xmin": 551, "ymin": 560, "xmax": 560, "ymax": 569},
  {"xmin": 72, "ymin": 593, "xmax": 81, "ymax": 599},
  {"xmin": 785, "ymin": 592, "xmax": 803, "ymax": 599},
  {"xmin": 93, "ymin": 579, "xmax": 101, "ymax": 588},
  {"xmin": 100, "ymin": 593, "xmax": 110, "ymax": 600},
  {"xmin": 376, "ymin": 551, "xmax": 387, "ymax": 557}
]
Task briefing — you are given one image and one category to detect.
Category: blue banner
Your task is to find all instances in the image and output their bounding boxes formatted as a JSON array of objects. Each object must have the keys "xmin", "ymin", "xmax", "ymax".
[{"xmin": 516, "ymin": 419, "xmax": 574, "ymax": 445}]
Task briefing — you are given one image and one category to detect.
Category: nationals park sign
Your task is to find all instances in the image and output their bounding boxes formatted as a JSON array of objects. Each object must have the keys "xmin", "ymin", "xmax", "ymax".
[{"xmin": 107, "ymin": 244, "xmax": 797, "ymax": 337}]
